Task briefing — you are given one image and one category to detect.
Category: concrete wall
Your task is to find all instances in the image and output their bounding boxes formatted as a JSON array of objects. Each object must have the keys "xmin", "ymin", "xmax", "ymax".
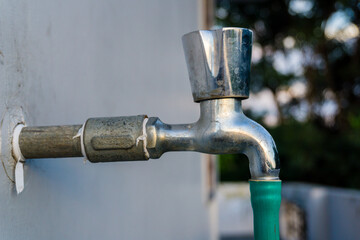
[{"xmin": 0, "ymin": 1, "xmax": 214, "ymax": 239}]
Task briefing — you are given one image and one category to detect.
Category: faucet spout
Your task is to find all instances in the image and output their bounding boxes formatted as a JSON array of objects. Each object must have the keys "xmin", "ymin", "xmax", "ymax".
[{"xmin": 146, "ymin": 98, "xmax": 280, "ymax": 180}]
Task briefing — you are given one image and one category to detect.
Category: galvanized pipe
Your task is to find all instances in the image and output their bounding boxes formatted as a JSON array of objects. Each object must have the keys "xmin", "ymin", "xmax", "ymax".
[{"xmin": 19, "ymin": 125, "xmax": 82, "ymax": 159}]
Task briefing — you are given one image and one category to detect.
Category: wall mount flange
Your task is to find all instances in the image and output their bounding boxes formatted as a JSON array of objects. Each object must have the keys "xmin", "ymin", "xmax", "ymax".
[{"xmin": 0, "ymin": 107, "xmax": 26, "ymax": 184}]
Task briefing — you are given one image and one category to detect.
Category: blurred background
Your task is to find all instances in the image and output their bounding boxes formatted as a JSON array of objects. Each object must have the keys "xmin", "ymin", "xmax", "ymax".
[
  {"xmin": 214, "ymin": 0, "xmax": 360, "ymax": 239},
  {"xmin": 1, "ymin": 0, "xmax": 359, "ymax": 240},
  {"xmin": 216, "ymin": 0, "xmax": 360, "ymax": 188}
]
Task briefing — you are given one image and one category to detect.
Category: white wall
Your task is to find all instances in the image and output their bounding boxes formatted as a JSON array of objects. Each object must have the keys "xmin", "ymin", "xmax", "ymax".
[{"xmin": 0, "ymin": 1, "xmax": 214, "ymax": 239}]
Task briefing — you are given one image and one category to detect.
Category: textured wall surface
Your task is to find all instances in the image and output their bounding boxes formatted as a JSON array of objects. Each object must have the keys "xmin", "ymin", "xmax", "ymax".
[{"xmin": 0, "ymin": 1, "xmax": 213, "ymax": 239}]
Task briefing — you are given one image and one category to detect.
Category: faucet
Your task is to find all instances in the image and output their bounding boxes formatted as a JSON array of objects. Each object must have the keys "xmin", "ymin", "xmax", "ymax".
[
  {"xmin": 12, "ymin": 28, "xmax": 281, "ymax": 240},
  {"xmin": 147, "ymin": 98, "xmax": 280, "ymax": 180}
]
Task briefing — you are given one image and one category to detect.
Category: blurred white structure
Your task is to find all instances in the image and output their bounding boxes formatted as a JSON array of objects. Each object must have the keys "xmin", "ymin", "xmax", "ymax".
[
  {"xmin": 218, "ymin": 183, "xmax": 253, "ymax": 239},
  {"xmin": 282, "ymin": 183, "xmax": 360, "ymax": 240},
  {"xmin": 0, "ymin": 1, "xmax": 217, "ymax": 239}
]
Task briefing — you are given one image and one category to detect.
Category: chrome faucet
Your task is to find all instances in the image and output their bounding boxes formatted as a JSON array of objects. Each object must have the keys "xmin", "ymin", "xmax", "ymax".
[
  {"xmin": 14, "ymin": 28, "xmax": 280, "ymax": 181},
  {"xmin": 147, "ymin": 28, "xmax": 279, "ymax": 180}
]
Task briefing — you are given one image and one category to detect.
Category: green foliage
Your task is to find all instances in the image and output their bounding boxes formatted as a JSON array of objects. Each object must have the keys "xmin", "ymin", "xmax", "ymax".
[
  {"xmin": 220, "ymin": 120, "xmax": 360, "ymax": 188},
  {"xmin": 269, "ymin": 121, "xmax": 360, "ymax": 188},
  {"xmin": 219, "ymin": 154, "xmax": 250, "ymax": 181},
  {"xmin": 216, "ymin": 0, "xmax": 360, "ymax": 188}
]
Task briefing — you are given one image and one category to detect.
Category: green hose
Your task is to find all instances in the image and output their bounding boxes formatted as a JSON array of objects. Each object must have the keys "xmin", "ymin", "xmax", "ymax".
[{"xmin": 250, "ymin": 180, "xmax": 282, "ymax": 240}]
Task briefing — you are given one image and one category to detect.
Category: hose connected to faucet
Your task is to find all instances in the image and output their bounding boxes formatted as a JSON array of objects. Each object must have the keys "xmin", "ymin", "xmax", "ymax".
[{"xmin": 13, "ymin": 28, "xmax": 281, "ymax": 240}]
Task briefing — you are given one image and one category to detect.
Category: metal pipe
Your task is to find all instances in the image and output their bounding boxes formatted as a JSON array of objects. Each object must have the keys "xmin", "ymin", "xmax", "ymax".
[
  {"xmin": 17, "ymin": 99, "xmax": 279, "ymax": 179},
  {"xmin": 19, "ymin": 125, "xmax": 82, "ymax": 158}
]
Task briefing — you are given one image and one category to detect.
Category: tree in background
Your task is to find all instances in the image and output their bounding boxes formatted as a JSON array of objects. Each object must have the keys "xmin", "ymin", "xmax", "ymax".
[{"xmin": 216, "ymin": 0, "xmax": 360, "ymax": 188}]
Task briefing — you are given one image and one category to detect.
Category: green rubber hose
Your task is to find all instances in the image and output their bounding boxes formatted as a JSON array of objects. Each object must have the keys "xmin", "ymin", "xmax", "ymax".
[{"xmin": 250, "ymin": 180, "xmax": 282, "ymax": 240}]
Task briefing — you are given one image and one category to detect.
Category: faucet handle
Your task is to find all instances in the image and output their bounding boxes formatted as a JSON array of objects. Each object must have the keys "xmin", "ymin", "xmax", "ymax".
[{"xmin": 182, "ymin": 28, "xmax": 253, "ymax": 102}]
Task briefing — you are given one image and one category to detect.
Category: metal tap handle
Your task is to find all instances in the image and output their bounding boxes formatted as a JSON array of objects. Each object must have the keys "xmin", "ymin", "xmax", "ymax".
[{"xmin": 182, "ymin": 27, "xmax": 253, "ymax": 102}]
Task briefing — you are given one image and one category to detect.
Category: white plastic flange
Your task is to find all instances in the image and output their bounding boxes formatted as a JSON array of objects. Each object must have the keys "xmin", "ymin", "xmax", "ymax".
[{"xmin": 12, "ymin": 124, "xmax": 25, "ymax": 194}]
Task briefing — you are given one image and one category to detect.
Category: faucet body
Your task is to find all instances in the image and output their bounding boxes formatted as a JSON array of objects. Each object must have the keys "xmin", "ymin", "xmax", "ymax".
[{"xmin": 147, "ymin": 98, "xmax": 279, "ymax": 180}]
